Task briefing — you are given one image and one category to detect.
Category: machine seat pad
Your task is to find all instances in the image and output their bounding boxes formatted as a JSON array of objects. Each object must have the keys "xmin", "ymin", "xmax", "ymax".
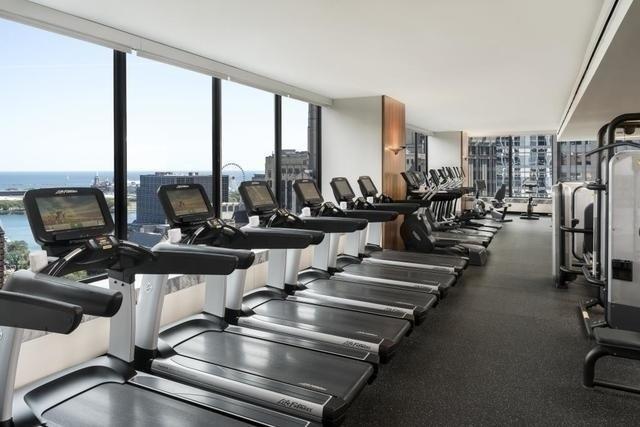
[{"xmin": 594, "ymin": 328, "xmax": 640, "ymax": 351}]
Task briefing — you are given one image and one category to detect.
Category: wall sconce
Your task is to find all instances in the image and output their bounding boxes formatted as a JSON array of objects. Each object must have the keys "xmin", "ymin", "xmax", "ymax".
[{"xmin": 387, "ymin": 146, "xmax": 406, "ymax": 155}]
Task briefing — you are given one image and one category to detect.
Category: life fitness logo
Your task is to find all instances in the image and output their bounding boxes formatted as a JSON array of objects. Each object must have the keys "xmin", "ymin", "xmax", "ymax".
[
  {"xmin": 54, "ymin": 189, "xmax": 78, "ymax": 195},
  {"xmin": 277, "ymin": 399, "xmax": 313, "ymax": 413}
]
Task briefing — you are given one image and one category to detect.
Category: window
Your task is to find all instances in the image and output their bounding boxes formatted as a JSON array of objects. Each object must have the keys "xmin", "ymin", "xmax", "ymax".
[
  {"xmin": 405, "ymin": 129, "xmax": 428, "ymax": 173},
  {"xmin": 555, "ymin": 140, "xmax": 595, "ymax": 182},
  {"xmin": 467, "ymin": 136, "xmax": 509, "ymax": 197},
  {"xmin": 281, "ymin": 97, "xmax": 318, "ymax": 212},
  {"xmin": 127, "ymin": 54, "xmax": 212, "ymax": 245},
  {"xmin": 511, "ymin": 135, "xmax": 553, "ymax": 197},
  {"xmin": 468, "ymin": 134, "xmax": 553, "ymax": 198},
  {"xmin": 0, "ymin": 18, "xmax": 112, "ymax": 279},
  {"xmin": 221, "ymin": 81, "xmax": 274, "ymax": 221}
]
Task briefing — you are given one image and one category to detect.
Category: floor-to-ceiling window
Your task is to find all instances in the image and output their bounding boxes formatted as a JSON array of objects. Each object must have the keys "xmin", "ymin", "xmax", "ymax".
[
  {"xmin": 467, "ymin": 136, "xmax": 509, "ymax": 197},
  {"xmin": 221, "ymin": 80, "xmax": 274, "ymax": 222},
  {"xmin": 127, "ymin": 54, "xmax": 212, "ymax": 245},
  {"xmin": 0, "ymin": 18, "xmax": 112, "ymax": 279},
  {"xmin": 511, "ymin": 135, "xmax": 553, "ymax": 197},
  {"xmin": 280, "ymin": 97, "xmax": 319, "ymax": 212},
  {"xmin": 556, "ymin": 140, "xmax": 595, "ymax": 182},
  {"xmin": 405, "ymin": 129, "xmax": 428, "ymax": 173},
  {"xmin": 468, "ymin": 134, "xmax": 553, "ymax": 198}
]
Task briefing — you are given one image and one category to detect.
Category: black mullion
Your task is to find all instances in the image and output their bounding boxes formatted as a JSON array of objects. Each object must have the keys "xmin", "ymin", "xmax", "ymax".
[
  {"xmin": 425, "ymin": 135, "xmax": 429, "ymax": 172},
  {"xmin": 315, "ymin": 105, "xmax": 322, "ymax": 191},
  {"xmin": 414, "ymin": 132, "xmax": 418, "ymax": 171},
  {"xmin": 274, "ymin": 95, "xmax": 283, "ymax": 205},
  {"xmin": 212, "ymin": 78, "xmax": 222, "ymax": 217},
  {"xmin": 508, "ymin": 136, "xmax": 513, "ymax": 197},
  {"xmin": 113, "ymin": 51, "xmax": 128, "ymax": 239}
]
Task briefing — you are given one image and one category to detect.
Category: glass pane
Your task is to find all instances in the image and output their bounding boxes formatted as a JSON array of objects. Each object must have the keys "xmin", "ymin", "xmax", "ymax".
[
  {"xmin": 281, "ymin": 97, "xmax": 316, "ymax": 212},
  {"xmin": 405, "ymin": 130, "xmax": 416, "ymax": 172},
  {"xmin": 0, "ymin": 19, "xmax": 112, "ymax": 280},
  {"xmin": 127, "ymin": 55, "xmax": 212, "ymax": 246},
  {"xmin": 221, "ymin": 81, "xmax": 274, "ymax": 222}
]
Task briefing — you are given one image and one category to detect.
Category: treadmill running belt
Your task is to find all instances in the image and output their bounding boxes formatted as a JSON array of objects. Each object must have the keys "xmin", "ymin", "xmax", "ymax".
[
  {"xmin": 44, "ymin": 383, "xmax": 251, "ymax": 427},
  {"xmin": 342, "ymin": 264, "xmax": 456, "ymax": 288},
  {"xmin": 367, "ymin": 250, "xmax": 467, "ymax": 270},
  {"xmin": 305, "ymin": 279, "xmax": 436, "ymax": 309},
  {"xmin": 174, "ymin": 330, "xmax": 372, "ymax": 401},
  {"xmin": 253, "ymin": 300, "xmax": 410, "ymax": 342}
]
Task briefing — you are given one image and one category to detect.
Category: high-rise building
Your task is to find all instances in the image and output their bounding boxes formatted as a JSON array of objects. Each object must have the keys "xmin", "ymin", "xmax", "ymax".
[
  {"xmin": 136, "ymin": 172, "xmax": 214, "ymax": 224},
  {"xmin": 265, "ymin": 149, "xmax": 311, "ymax": 211},
  {"xmin": 222, "ymin": 175, "xmax": 229, "ymax": 203}
]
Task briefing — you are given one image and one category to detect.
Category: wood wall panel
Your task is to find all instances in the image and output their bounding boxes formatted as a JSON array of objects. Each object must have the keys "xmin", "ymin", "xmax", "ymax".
[{"xmin": 381, "ymin": 96, "xmax": 406, "ymax": 250}]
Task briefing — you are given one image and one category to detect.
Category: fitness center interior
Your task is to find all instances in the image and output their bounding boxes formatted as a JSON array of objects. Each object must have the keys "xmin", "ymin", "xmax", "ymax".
[{"xmin": 1, "ymin": 1, "xmax": 639, "ymax": 426}]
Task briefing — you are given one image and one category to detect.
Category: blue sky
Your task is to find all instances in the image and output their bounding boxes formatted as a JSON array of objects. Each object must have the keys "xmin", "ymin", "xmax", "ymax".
[{"xmin": 0, "ymin": 18, "xmax": 309, "ymax": 172}]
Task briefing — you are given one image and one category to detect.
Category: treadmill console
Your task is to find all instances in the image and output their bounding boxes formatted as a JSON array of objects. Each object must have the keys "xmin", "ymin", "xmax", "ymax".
[
  {"xmin": 330, "ymin": 177, "xmax": 356, "ymax": 203},
  {"xmin": 23, "ymin": 187, "xmax": 114, "ymax": 248},
  {"xmin": 358, "ymin": 176, "xmax": 378, "ymax": 197},
  {"xmin": 293, "ymin": 179, "xmax": 324, "ymax": 208},
  {"xmin": 238, "ymin": 181, "xmax": 279, "ymax": 215},
  {"xmin": 158, "ymin": 183, "xmax": 214, "ymax": 226}
]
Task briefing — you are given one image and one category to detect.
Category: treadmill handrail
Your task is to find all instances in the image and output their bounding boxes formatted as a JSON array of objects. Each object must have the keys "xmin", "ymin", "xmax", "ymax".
[
  {"xmin": 0, "ymin": 288, "xmax": 83, "ymax": 334},
  {"xmin": 4, "ymin": 270, "xmax": 122, "ymax": 318},
  {"xmin": 299, "ymin": 217, "xmax": 368, "ymax": 233}
]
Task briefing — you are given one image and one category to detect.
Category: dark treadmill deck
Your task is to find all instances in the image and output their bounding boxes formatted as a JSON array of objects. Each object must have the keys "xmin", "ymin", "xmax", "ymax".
[
  {"xmin": 253, "ymin": 299, "xmax": 411, "ymax": 343},
  {"xmin": 304, "ymin": 278, "xmax": 437, "ymax": 313},
  {"xmin": 44, "ymin": 383, "xmax": 252, "ymax": 427},
  {"xmin": 343, "ymin": 217, "xmax": 640, "ymax": 426},
  {"xmin": 173, "ymin": 330, "xmax": 372, "ymax": 401},
  {"xmin": 340, "ymin": 263, "xmax": 457, "ymax": 289},
  {"xmin": 366, "ymin": 250, "xmax": 468, "ymax": 271}
]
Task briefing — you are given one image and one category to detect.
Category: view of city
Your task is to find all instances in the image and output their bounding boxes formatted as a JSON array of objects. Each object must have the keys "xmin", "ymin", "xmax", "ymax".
[{"xmin": 0, "ymin": 17, "xmax": 317, "ymax": 280}]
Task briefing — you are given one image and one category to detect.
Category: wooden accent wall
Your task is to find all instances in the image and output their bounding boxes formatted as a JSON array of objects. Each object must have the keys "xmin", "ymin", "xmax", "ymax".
[{"xmin": 381, "ymin": 96, "xmax": 406, "ymax": 250}]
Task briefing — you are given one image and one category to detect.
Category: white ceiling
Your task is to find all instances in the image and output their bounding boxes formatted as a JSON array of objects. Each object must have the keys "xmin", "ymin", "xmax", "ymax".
[
  {"xmin": 31, "ymin": 0, "xmax": 604, "ymax": 134},
  {"xmin": 559, "ymin": 0, "xmax": 640, "ymax": 141}
]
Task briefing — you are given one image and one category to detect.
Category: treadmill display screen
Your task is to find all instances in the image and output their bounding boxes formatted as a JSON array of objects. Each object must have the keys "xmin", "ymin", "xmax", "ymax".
[
  {"xmin": 334, "ymin": 180, "xmax": 355, "ymax": 199},
  {"xmin": 297, "ymin": 182, "xmax": 321, "ymax": 201},
  {"xmin": 246, "ymin": 184, "xmax": 276, "ymax": 209},
  {"xmin": 36, "ymin": 195, "xmax": 106, "ymax": 232},
  {"xmin": 361, "ymin": 178, "xmax": 376, "ymax": 195},
  {"xmin": 166, "ymin": 188, "xmax": 210, "ymax": 217}
]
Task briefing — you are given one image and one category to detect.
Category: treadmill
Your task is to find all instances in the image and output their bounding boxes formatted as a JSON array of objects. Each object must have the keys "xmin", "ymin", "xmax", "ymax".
[
  {"xmin": 402, "ymin": 171, "xmax": 492, "ymax": 247},
  {"xmin": 446, "ymin": 167, "xmax": 502, "ymax": 230},
  {"xmin": 324, "ymin": 177, "xmax": 468, "ymax": 274},
  {"xmin": 240, "ymin": 181, "xmax": 455, "ymax": 300},
  {"xmin": 4, "ymin": 187, "xmax": 315, "ymax": 427},
  {"xmin": 134, "ymin": 184, "xmax": 381, "ymax": 425},
  {"xmin": 427, "ymin": 169, "xmax": 496, "ymax": 238}
]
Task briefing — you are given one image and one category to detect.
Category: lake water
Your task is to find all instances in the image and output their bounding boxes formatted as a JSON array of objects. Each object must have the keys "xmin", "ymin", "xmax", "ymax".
[
  {"xmin": 1, "ymin": 212, "xmax": 138, "ymax": 250},
  {"xmin": 0, "ymin": 170, "xmax": 259, "ymax": 250}
]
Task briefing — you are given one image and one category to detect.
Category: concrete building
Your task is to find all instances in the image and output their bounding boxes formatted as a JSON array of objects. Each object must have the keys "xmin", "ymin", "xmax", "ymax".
[
  {"xmin": 136, "ymin": 172, "xmax": 213, "ymax": 224},
  {"xmin": 265, "ymin": 149, "xmax": 311, "ymax": 211}
]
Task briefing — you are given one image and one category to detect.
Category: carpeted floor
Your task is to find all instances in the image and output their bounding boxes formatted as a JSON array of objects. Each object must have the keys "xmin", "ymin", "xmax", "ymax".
[{"xmin": 343, "ymin": 217, "xmax": 640, "ymax": 426}]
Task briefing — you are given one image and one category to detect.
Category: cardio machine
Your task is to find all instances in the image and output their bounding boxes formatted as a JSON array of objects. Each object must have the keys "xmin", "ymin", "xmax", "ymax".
[
  {"xmin": 135, "ymin": 183, "xmax": 393, "ymax": 425},
  {"xmin": 1, "ymin": 187, "xmax": 316, "ymax": 427},
  {"xmin": 243, "ymin": 181, "xmax": 457, "ymax": 300},
  {"xmin": 320, "ymin": 177, "xmax": 467, "ymax": 274},
  {"xmin": 233, "ymin": 182, "xmax": 416, "ymax": 362}
]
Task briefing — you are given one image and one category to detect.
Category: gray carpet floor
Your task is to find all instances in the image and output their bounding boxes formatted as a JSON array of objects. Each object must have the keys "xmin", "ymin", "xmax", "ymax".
[{"xmin": 343, "ymin": 217, "xmax": 640, "ymax": 426}]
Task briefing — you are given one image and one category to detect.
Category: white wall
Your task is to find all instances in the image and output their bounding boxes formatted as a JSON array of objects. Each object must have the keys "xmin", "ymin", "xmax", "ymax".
[
  {"xmin": 428, "ymin": 131, "xmax": 462, "ymax": 170},
  {"xmin": 321, "ymin": 96, "xmax": 382, "ymax": 201}
]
